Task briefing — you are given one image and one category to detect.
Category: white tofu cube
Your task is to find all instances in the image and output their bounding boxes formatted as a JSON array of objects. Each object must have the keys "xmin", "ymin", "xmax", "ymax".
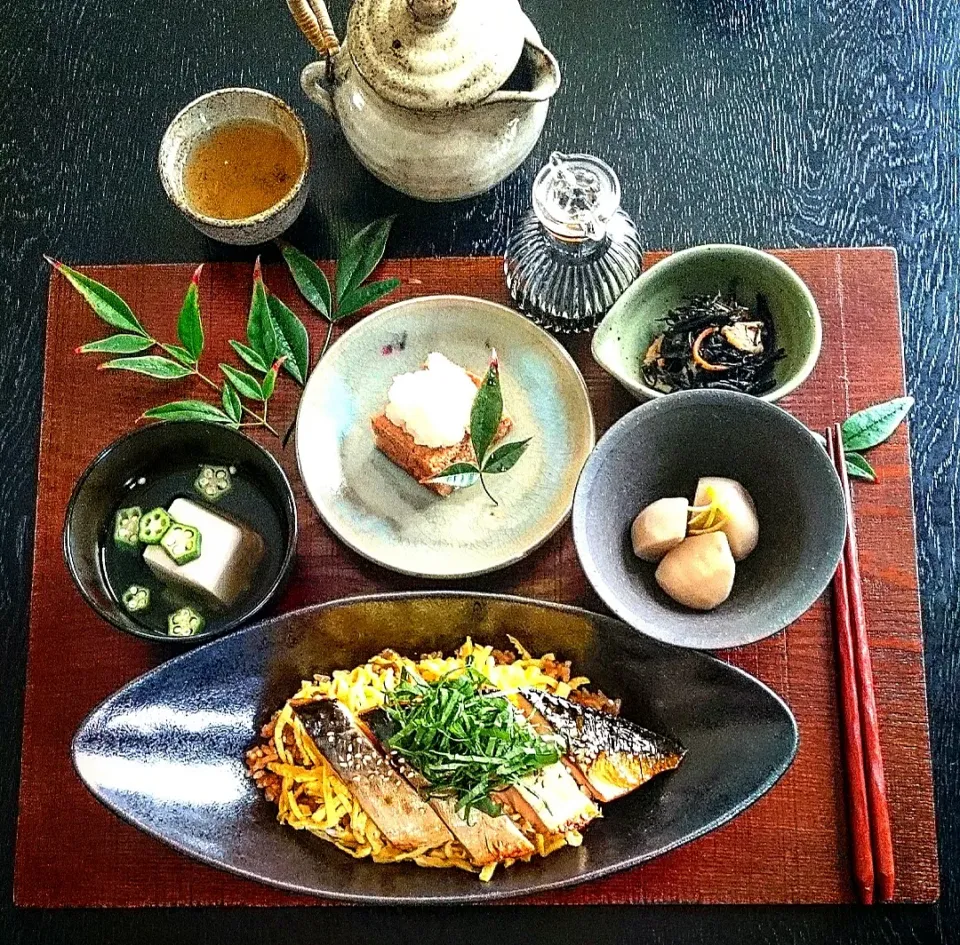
[{"xmin": 143, "ymin": 497, "xmax": 264, "ymax": 610}]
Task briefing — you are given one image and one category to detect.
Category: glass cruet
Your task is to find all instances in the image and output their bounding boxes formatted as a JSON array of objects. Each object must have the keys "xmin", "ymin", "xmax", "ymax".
[{"xmin": 504, "ymin": 152, "xmax": 642, "ymax": 333}]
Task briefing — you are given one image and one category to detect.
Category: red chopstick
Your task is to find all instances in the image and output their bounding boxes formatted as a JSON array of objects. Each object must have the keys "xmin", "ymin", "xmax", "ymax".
[
  {"xmin": 827, "ymin": 426, "xmax": 875, "ymax": 903},
  {"xmin": 833, "ymin": 423, "xmax": 896, "ymax": 902}
]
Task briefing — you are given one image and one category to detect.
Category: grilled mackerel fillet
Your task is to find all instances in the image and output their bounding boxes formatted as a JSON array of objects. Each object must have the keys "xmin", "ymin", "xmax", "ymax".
[
  {"xmin": 364, "ymin": 707, "xmax": 535, "ymax": 866},
  {"xmin": 295, "ymin": 700, "xmax": 453, "ymax": 852},
  {"xmin": 517, "ymin": 689, "xmax": 684, "ymax": 803}
]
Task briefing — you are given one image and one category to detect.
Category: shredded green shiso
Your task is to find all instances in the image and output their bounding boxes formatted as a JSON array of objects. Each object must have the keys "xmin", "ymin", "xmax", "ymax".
[{"xmin": 383, "ymin": 662, "xmax": 561, "ymax": 818}]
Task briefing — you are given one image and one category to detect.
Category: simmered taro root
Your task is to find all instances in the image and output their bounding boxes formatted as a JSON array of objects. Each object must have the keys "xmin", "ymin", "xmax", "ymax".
[
  {"xmin": 630, "ymin": 497, "xmax": 689, "ymax": 562},
  {"xmin": 655, "ymin": 532, "xmax": 736, "ymax": 611},
  {"xmin": 693, "ymin": 477, "xmax": 759, "ymax": 561}
]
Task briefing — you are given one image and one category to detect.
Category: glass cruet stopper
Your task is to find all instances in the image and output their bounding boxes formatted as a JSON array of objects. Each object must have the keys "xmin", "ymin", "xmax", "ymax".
[
  {"xmin": 534, "ymin": 151, "xmax": 621, "ymax": 241},
  {"xmin": 505, "ymin": 151, "xmax": 643, "ymax": 333}
]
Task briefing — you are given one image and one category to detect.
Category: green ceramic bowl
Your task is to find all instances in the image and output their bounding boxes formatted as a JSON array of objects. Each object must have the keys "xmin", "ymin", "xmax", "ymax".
[{"xmin": 592, "ymin": 244, "xmax": 822, "ymax": 402}]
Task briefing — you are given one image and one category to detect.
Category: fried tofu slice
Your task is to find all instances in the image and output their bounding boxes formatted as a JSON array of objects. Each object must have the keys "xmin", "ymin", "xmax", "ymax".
[{"xmin": 371, "ymin": 369, "xmax": 511, "ymax": 496}]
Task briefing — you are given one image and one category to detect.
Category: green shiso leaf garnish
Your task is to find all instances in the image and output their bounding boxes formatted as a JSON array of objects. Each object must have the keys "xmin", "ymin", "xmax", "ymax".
[{"xmin": 383, "ymin": 661, "xmax": 561, "ymax": 818}]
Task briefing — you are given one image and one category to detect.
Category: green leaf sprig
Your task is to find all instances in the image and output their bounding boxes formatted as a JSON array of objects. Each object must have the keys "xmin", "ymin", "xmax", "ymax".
[
  {"xmin": 56, "ymin": 216, "xmax": 400, "ymax": 441},
  {"xmin": 278, "ymin": 217, "xmax": 401, "ymax": 445},
  {"xmin": 429, "ymin": 350, "xmax": 531, "ymax": 505},
  {"xmin": 812, "ymin": 396, "xmax": 914, "ymax": 482},
  {"xmin": 57, "ymin": 259, "xmax": 288, "ymax": 435},
  {"xmin": 383, "ymin": 662, "xmax": 561, "ymax": 818},
  {"xmin": 279, "ymin": 217, "xmax": 400, "ymax": 355}
]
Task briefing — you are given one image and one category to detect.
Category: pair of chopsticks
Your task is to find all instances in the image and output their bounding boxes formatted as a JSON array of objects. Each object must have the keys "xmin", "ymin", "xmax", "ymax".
[{"xmin": 826, "ymin": 424, "xmax": 895, "ymax": 904}]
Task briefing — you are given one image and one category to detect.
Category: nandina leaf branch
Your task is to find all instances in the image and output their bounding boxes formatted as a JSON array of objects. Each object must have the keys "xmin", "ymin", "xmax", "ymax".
[
  {"xmin": 277, "ymin": 217, "xmax": 400, "ymax": 365},
  {"xmin": 54, "ymin": 258, "xmax": 281, "ymax": 436},
  {"xmin": 276, "ymin": 216, "xmax": 401, "ymax": 445},
  {"xmin": 53, "ymin": 215, "xmax": 402, "ymax": 443},
  {"xmin": 430, "ymin": 350, "xmax": 531, "ymax": 505}
]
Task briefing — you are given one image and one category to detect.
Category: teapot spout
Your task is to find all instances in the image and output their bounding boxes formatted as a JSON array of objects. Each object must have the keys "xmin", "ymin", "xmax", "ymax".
[{"xmin": 486, "ymin": 37, "xmax": 561, "ymax": 105}]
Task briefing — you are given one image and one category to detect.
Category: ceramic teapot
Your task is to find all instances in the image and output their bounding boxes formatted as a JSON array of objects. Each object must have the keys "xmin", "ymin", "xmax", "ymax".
[{"xmin": 287, "ymin": 0, "xmax": 561, "ymax": 201}]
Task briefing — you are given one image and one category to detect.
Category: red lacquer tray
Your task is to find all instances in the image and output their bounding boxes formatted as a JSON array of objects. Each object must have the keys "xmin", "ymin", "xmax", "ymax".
[{"xmin": 14, "ymin": 250, "xmax": 938, "ymax": 906}]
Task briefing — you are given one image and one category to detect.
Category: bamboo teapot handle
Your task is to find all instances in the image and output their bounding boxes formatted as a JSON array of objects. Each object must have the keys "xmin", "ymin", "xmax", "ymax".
[{"xmin": 287, "ymin": 0, "xmax": 341, "ymax": 57}]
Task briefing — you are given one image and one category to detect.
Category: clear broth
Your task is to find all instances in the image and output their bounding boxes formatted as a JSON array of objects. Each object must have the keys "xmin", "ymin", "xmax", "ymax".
[
  {"xmin": 182, "ymin": 119, "xmax": 303, "ymax": 220},
  {"xmin": 101, "ymin": 460, "xmax": 285, "ymax": 637}
]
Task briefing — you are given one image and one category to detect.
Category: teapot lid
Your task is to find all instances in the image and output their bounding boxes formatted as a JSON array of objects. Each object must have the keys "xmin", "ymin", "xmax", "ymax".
[{"xmin": 347, "ymin": 0, "xmax": 528, "ymax": 111}]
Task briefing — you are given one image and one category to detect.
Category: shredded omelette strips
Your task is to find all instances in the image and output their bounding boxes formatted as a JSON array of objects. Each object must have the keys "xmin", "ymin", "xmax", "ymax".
[{"xmin": 247, "ymin": 638, "xmax": 593, "ymax": 881}]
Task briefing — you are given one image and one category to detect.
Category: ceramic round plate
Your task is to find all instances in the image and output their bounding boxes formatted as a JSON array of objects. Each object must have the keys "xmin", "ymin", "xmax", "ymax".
[{"xmin": 296, "ymin": 296, "xmax": 595, "ymax": 578}]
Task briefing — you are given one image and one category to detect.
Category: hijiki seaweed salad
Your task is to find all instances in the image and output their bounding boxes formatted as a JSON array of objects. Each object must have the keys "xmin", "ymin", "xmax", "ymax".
[
  {"xmin": 246, "ymin": 639, "xmax": 683, "ymax": 881},
  {"xmin": 642, "ymin": 293, "xmax": 786, "ymax": 396}
]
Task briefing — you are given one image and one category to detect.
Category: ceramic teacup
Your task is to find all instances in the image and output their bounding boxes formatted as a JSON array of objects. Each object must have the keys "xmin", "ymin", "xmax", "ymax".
[{"xmin": 158, "ymin": 87, "xmax": 310, "ymax": 245}]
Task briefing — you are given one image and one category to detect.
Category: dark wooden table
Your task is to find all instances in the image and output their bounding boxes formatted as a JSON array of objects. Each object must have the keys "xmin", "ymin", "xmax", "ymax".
[{"xmin": 1, "ymin": 1, "xmax": 954, "ymax": 942}]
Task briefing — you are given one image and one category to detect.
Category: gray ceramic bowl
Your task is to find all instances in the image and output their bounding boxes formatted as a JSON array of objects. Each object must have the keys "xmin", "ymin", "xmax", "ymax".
[
  {"xmin": 573, "ymin": 390, "xmax": 846, "ymax": 649},
  {"xmin": 592, "ymin": 244, "xmax": 822, "ymax": 403}
]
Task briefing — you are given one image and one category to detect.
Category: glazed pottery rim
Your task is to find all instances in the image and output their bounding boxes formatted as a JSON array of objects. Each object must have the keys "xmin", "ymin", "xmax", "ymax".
[
  {"xmin": 158, "ymin": 86, "xmax": 311, "ymax": 230},
  {"xmin": 592, "ymin": 243, "xmax": 823, "ymax": 403},
  {"xmin": 572, "ymin": 388, "xmax": 846, "ymax": 650},
  {"xmin": 70, "ymin": 590, "xmax": 798, "ymax": 903},
  {"xmin": 294, "ymin": 294, "xmax": 596, "ymax": 579},
  {"xmin": 62, "ymin": 421, "xmax": 299, "ymax": 644}
]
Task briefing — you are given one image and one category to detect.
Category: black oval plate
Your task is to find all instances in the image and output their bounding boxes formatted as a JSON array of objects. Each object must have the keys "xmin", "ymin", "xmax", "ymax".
[{"xmin": 72, "ymin": 593, "xmax": 798, "ymax": 904}]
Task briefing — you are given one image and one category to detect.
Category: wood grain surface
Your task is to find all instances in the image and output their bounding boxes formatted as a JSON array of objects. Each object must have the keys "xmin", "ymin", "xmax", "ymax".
[
  {"xmin": 13, "ymin": 251, "xmax": 937, "ymax": 909},
  {"xmin": 2, "ymin": 1, "xmax": 957, "ymax": 942}
]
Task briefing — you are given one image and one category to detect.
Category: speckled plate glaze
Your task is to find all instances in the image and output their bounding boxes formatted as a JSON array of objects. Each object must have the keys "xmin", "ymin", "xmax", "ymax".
[
  {"xmin": 295, "ymin": 295, "xmax": 595, "ymax": 578},
  {"xmin": 72, "ymin": 593, "xmax": 798, "ymax": 904}
]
